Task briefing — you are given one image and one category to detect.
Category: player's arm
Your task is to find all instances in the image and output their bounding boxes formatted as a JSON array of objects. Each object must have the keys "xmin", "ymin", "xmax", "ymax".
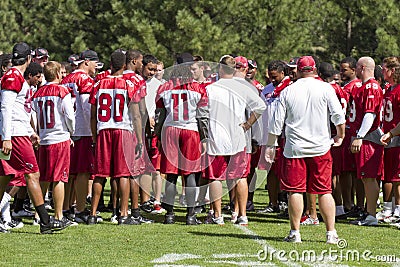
[
  {"xmin": 381, "ymin": 122, "xmax": 400, "ymax": 145},
  {"xmin": 327, "ymin": 87, "xmax": 346, "ymax": 146},
  {"xmin": 1, "ymin": 90, "xmax": 18, "ymax": 154},
  {"xmin": 90, "ymin": 105, "xmax": 97, "ymax": 143},
  {"xmin": 129, "ymin": 101, "xmax": 143, "ymax": 159},
  {"xmin": 351, "ymin": 112, "xmax": 375, "ymax": 153},
  {"xmin": 62, "ymin": 93, "xmax": 76, "ymax": 135}
]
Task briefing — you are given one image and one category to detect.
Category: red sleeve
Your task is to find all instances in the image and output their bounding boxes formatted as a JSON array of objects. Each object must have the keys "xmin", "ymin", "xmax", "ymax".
[
  {"xmin": 139, "ymin": 80, "xmax": 147, "ymax": 98},
  {"xmin": 78, "ymin": 74, "xmax": 94, "ymax": 94},
  {"xmin": 1, "ymin": 70, "xmax": 24, "ymax": 93},
  {"xmin": 126, "ymin": 80, "xmax": 141, "ymax": 103},
  {"xmin": 88, "ymin": 81, "xmax": 100, "ymax": 105},
  {"xmin": 58, "ymin": 85, "xmax": 71, "ymax": 99},
  {"xmin": 197, "ymin": 86, "xmax": 208, "ymax": 108}
]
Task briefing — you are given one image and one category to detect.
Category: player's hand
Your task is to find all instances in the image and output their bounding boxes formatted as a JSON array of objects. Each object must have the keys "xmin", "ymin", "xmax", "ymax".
[
  {"xmin": 30, "ymin": 133, "xmax": 40, "ymax": 150},
  {"xmin": 380, "ymin": 132, "xmax": 393, "ymax": 146},
  {"xmin": 149, "ymin": 117, "xmax": 156, "ymax": 129},
  {"xmin": 264, "ymin": 146, "xmax": 276, "ymax": 164},
  {"xmin": 350, "ymin": 138, "xmax": 362, "ymax": 153},
  {"xmin": 201, "ymin": 142, "xmax": 207, "ymax": 156},
  {"xmin": 135, "ymin": 143, "xmax": 143, "ymax": 159},
  {"xmin": 1, "ymin": 140, "xmax": 12, "ymax": 155},
  {"xmin": 70, "ymin": 138, "xmax": 75, "ymax": 147},
  {"xmin": 332, "ymin": 135, "xmax": 344, "ymax": 147}
]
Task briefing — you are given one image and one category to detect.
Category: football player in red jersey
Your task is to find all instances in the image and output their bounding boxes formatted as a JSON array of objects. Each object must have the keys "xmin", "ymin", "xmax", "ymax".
[
  {"xmin": 246, "ymin": 59, "xmax": 264, "ymax": 92},
  {"xmin": 33, "ymin": 61, "xmax": 75, "ymax": 223},
  {"xmin": 0, "ymin": 43, "xmax": 66, "ymax": 233},
  {"xmin": 61, "ymin": 50, "xmax": 99, "ymax": 223},
  {"xmin": 89, "ymin": 51, "xmax": 143, "ymax": 225},
  {"xmin": 349, "ymin": 57, "xmax": 384, "ymax": 226},
  {"xmin": 338, "ymin": 57, "xmax": 365, "ymax": 218},
  {"xmin": 378, "ymin": 57, "xmax": 400, "ymax": 222}
]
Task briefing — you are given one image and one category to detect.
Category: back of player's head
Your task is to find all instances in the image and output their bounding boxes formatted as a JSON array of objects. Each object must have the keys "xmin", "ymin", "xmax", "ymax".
[
  {"xmin": 110, "ymin": 51, "xmax": 126, "ymax": 71},
  {"xmin": 24, "ymin": 62, "xmax": 43, "ymax": 80},
  {"xmin": 318, "ymin": 62, "xmax": 334, "ymax": 80},
  {"xmin": 126, "ymin": 49, "xmax": 142, "ymax": 64},
  {"xmin": 12, "ymin": 42, "xmax": 31, "ymax": 66},
  {"xmin": 382, "ymin": 56, "xmax": 400, "ymax": 69},
  {"xmin": 340, "ymin": 57, "xmax": 357, "ymax": 69},
  {"xmin": 143, "ymin": 54, "xmax": 158, "ymax": 67},
  {"xmin": 43, "ymin": 61, "xmax": 61, "ymax": 82},
  {"xmin": 0, "ymin": 53, "xmax": 12, "ymax": 77},
  {"xmin": 218, "ymin": 55, "xmax": 235, "ymax": 75},
  {"xmin": 268, "ymin": 60, "xmax": 286, "ymax": 73}
]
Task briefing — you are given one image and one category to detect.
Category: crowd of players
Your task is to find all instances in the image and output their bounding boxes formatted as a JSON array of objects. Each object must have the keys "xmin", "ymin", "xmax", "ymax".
[{"xmin": 0, "ymin": 42, "xmax": 399, "ymax": 243}]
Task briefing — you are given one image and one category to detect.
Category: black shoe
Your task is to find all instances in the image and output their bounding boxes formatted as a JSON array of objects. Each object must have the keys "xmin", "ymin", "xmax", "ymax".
[
  {"xmin": 132, "ymin": 215, "xmax": 154, "ymax": 224},
  {"xmin": 257, "ymin": 203, "xmax": 280, "ymax": 214},
  {"xmin": 277, "ymin": 208, "xmax": 289, "ymax": 219},
  {"xmin": 75, "ymin": 210, "xmax": 90, "ymax": 223},
  {"xmin": 246, "ymin": 201, "xmax": 255, "ymax": 212},
  {"xmin": 118, "ymin": 216, "xmax": 140, "ymax": 225},
  {"xmin": 194, "ymin": 205, "xmax": 206, "ymax": 214},
  {"xmin": 87, "ymin": 215, "xmax": 97, "ymax": 225},
  {"xmin": 61, "ymin": 217, "xmax": 78, "ymax": 227},
  {"xmin": 63, "ymin": 210, "xmax": 75, "ymax": 221},
  {"xmin": 164, "ymin": 213, "xmax": 175, "ymax": 224},
  {"xmin": 140, "ymin": 201, "xmax": 153, "ymax": 213},
  {"xmin": 186, "ymin": 214, "xmax": 202, "ymax": 225},
  {"xmin": 40, "ymin": 216, "xmax": 68, "ymax": 234}
]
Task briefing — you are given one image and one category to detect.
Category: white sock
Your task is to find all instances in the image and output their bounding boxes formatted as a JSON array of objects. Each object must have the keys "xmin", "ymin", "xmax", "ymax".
[
  {"xmin": 0, "ymin": 193, "xmax": 11, "ymax": 210},
  {"xmin": 326, "ymin": 230, "xmax": 337, "ymax": 236},
  {"xmin": 383, "ymin": 202, "xmax": 392, "ymax": 216},
  {"xmin": 290, "ymin": 229, "xmax": 300, "ymax": 235},
  {"xmin": 1, "ymin": 201, "xmax": 11, "ymax": 222}
]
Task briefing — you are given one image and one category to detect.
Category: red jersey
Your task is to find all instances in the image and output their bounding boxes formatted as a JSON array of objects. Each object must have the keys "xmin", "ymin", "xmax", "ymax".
[
  {"xmin": 382, "ymin": 84, "xmax": 400, "ymax": 132},
  {"xmin": 347, "ymin": 78, "xmax": 383, "ymax": 136},
  {"xmin": 94, "ymin": 69, "xmax": 112, "ymax": 82},
  {"xmin": 343, "ymin": 78, "xmax": 362, "ymax": 99},
  {"xmin": 252, "ymin": 79, "xmax": 264, "ymax": 92},
  {"xmin": 89, "ymin": 75, "xmax": 140, "ymax": 133},
  {"xmin": 122, "ymin": 70, "xmax": 147, "ymax": 99}
]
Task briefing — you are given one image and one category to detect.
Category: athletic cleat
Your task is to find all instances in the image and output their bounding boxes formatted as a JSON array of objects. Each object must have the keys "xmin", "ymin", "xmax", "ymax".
[
  {"xmin": 278, "ymin": 201, "xmax": 288, "ymax": 212},
  {"xmin": 163, "ymin": 213, "xmax": 175, "ymax": 224},
  {"xmin": 186, "ymin": 214, "xmax": 202, "ymax": 225},
  {"xmin": 3, "ymin": 219, "xmax": 24, "ymax": 230},
  {"xmin": 40, "ymin": 216, "xmax": 69, "ymax": 234},
  {"xmin": 376, "ymin": 210, "xmax": 392, "ymax": 222},
  {"xmin": 133, "ymin": 215, "xmax": 154, "ymax": 224},
  {"xmin": 236, "ymin": 216, "xmax": 248, "ymax": 226},
  {"xmin": 204, "ymin": 211, "xmax": 214, "ymax": 224},
  {"xmin": 63, "ymin": 210, "xmax": 75, "ymax": 221},
  {"xmin": 62, "ymin": 217, "xmax": 78, "ymax": 227},
  {"xmin": 257, "ymin": 204, "xmax": 280, "ymax": 214},
  {"xmin": 211, "ymin": 216, "xmax": 225, "ymax": 225},
  {"xmin": 346, "ymin": 206, "xmax": 365, "ymax": 218},
  {"xmin": 33, "ymin": 218, "xmax": 40, "ymax": 226},
  {"xmin": 326, "ymin": 231, "xmax": 339, "ymax": 245},
  {"xmin": 87, "ymin": 215, "xmax": 97, "ymax": 225},
  {"xmin": 246, "ymin": 201, "xmax": 255, "ymax": 211},
  {"xmin": 231, "ymin": 212, "xmax": 238, "ymax": 224},
  {"xmin": 12, "ymin": 208, "xmax": 34, "ymax": 218},
  {"xmin": 300, "ymin": 215, "xmax": 320, "ymax": 225},
  {"xmin": 284, "ymin": 231, "xmax": 302, "ymax": 243},
  {"xmin": 74, "ymin": 210, "xmax": 90, "ymax": 223},
  {"xmin": 44, "ymin": 201, "xmax": 53, "ymax": 210},
  {"xmin": 151, "ymin": 203, "xmax": 165, "ymax": 214},
  {"xmin": 118, "ymin": 216, "xmax": 140, "ymax": 225},
  {"xmin": 110, "ymin": 214, "xmax": 119, "ymax": 224},
  {"xmin": 350, "ymin": 213, "xmax": 378, "ymax": 226},
  {"xmin": 149, "ymin": 196, "xmax": 156, "ymax": 205},
  {"xmin": 140, "ymin": 201, "xmax": 153, "ymax": 213},
  {"xmin": 0, "ymin": 222, "xmax": 9, "ymax": 233}
]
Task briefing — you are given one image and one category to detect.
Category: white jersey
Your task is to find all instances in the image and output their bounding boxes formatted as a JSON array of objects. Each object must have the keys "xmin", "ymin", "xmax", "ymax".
[
  {"xmin": 269, "ymin": 77, "xmax": 345, "ymax": 158},
  {"xmin": 156, "ymin": 79, "xmax": 208, "ymax": 131},
  {"xmin": 145, "ymin": 77, "xmax": 162, "ymax": 118},
  {"xmin": 89, "ymin": 75, "xmax": 140, "ymax": 133},
  {"xmin": 0, "ymin": 67, "xmax": 34, "ymax": 139},
  {"xmin": 61, "ymin": 69, "xmax": 94, "ymax": 136},
  {"xmin": 32, "ymin": 82, "xmax": 75, "ymax": 145},
  {"xmin": 206, "ymin": 78, "xmax": 266, "ymax": 156}
]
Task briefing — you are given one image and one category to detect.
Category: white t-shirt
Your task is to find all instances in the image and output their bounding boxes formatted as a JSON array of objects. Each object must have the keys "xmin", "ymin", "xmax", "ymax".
[
  {"xmin": 206, "ymin": 78, "xmax": 266, "ymax": 156},
  {"xmin": 269, "ymin": 77, "xmax": 345, "ymax": 158},
  {"xmin": 145, "ymin": 77, "xmax": 162, "ymax": 118}
]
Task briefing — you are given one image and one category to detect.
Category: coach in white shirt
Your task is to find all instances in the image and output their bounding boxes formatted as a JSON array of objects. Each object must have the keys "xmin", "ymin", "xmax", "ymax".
[{"xmin": 266, "ymin": 56, "xmax": 345, "ymax": 244}]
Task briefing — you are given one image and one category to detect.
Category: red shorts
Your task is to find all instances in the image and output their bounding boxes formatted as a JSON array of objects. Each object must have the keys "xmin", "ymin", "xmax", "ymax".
[
  {"xmin": 203, "ymin": 150, "xmax": 249, "ymax": 180},
  {"xmin": 160, "ymin": 127, "xmax": 202, "ymax": 175},
  {"xmin": 147, "ymin": 134, "xmax": 161, "ymax": 170},
  {"xmin": 130, "ymin": 133, "xmax": 155, "ymax": 176},
  {"xmin": 342, "ymin": 134, "xmax": 356, "ymax": 172},
  {"xmin": 383, "ymin": 147, "xmax": 400, "ymax": 182},
  {"xmin": 39, "ymin": 141, "xmax": 70, "ymax": 183},
  {"xmin": 0, "ymin": 136, "xmax": 39, "ymax": 176},
  {"xmin": 94, "ymin": 129, "xmax": 138, "ymax": 178},
  {"xmin": 280, "ymin": 151, "xmax": 333, "ymax": 194},
  {"xmin": 354, "ymin": 140, "xmax": 384, "ymax": 179},
  {"xmin": 331, "ymin": 145, "xmax": 343, "ymax": 176},
  {"xmin": 250, "ymin": 148, "xmax": 261, "ymax": 170},
  {"xmin": 70, "ymin": 136, "xmax": 94, "ymax": 175},
  {"xmin": 8, "ymin": 173, "xmax": 26, "ymax": 187}
]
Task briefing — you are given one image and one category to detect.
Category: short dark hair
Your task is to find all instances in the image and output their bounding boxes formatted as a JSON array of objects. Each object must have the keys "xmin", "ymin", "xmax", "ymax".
[
  {"xmin": 340, "ymin": 57, "xmax": 357, "ymax": 69},
  {"xmin": 142, "ymin": 54, "xmax": 158, "ymax": 67},
  {"xmin": 219, "ymin": 55, "xmax": 235, "ymax": 75},
  {"xmin": 318, "ymin": 62, "xmax": 334, "ymax": 80},
  {"xmin": 126, "ymin": 49, "xmax": 142, "ymax": 64},
  {"xmin": 0, "ymin": 54, "xmax": 12, "ymax": 77},
  {"xmin": 110, "ymin": 51, "xmax": 126, "ymax": 71},
  {"xmin": 268, "ymin": 60, "xmax": 286, "ymax": 73},
  {"xmin": 24, "ymin": 62, "xmax": 43, "ymax": 80}
]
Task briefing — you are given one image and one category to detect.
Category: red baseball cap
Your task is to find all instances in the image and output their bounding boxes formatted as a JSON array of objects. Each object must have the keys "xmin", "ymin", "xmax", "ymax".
[
  {"xmin": 235, "ymin": 56, "xmax": 248, "ymax": 68},
  {"xmin": 297, "ymin": 56, "xmax": 316, "ymax": 72}
]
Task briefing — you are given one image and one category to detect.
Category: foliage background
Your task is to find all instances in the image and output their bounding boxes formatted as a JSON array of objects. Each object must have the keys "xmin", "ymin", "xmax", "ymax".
[{"xmin": 1, "ymin": 0, "xmax": 398, "ymax": 72}]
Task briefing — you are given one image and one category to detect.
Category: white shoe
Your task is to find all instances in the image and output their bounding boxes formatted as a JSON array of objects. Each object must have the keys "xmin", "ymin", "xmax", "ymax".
[
  {"xmin": 110, "ymin": 215, "xmax": 118, "ymax": 224},
  {"xmin": 33, "ymin": 218, "xmax": 40, "ymax": 226},
  {"xmin": 3, "ymin": 219, "xmax": 24, "ymax": 230},
  {"xmin": 284, "ymin": 231, "xmax": 301, "ymax": 243},
  {"xmin": 376, "ymin": 210, "xmax": 392, "ymax": 221},
  {"xmin": 230, "ymin": 212, "xmax": 238, "ymax": 224},
  {"xmin": 326, "ymin": 231, "xmax": 339, "ymax": 244},
  {"xmin": 236, "ymin": 216, "xmax": 248, "ymax": 226},
  {"xmin": 300, "ymin": 216, "xmax": 320, "ymax": 225},
  {"xmin": 211, "ymin": 216, "xmax": 225, "ymax": 225},
  {"xmin": 350, "ymin": 214, "xmax": 378, "ymax": 226}
]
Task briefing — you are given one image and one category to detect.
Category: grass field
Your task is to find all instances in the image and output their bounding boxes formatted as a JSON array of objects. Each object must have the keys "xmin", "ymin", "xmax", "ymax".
[{"xmin": 0, "ymin": 171, "xmax": 399, "ymax": 267}]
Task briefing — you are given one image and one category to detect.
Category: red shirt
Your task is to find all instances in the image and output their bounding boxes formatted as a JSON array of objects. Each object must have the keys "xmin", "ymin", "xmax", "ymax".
[{"xmin": 382, "ymin": 84, "xmax": 400, "ymax": 132}]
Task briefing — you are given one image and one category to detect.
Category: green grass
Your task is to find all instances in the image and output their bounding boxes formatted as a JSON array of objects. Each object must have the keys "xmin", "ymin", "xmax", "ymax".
[{"xmin": 0, "ymin": 171, "xmax": 399, "ymax": 267}]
